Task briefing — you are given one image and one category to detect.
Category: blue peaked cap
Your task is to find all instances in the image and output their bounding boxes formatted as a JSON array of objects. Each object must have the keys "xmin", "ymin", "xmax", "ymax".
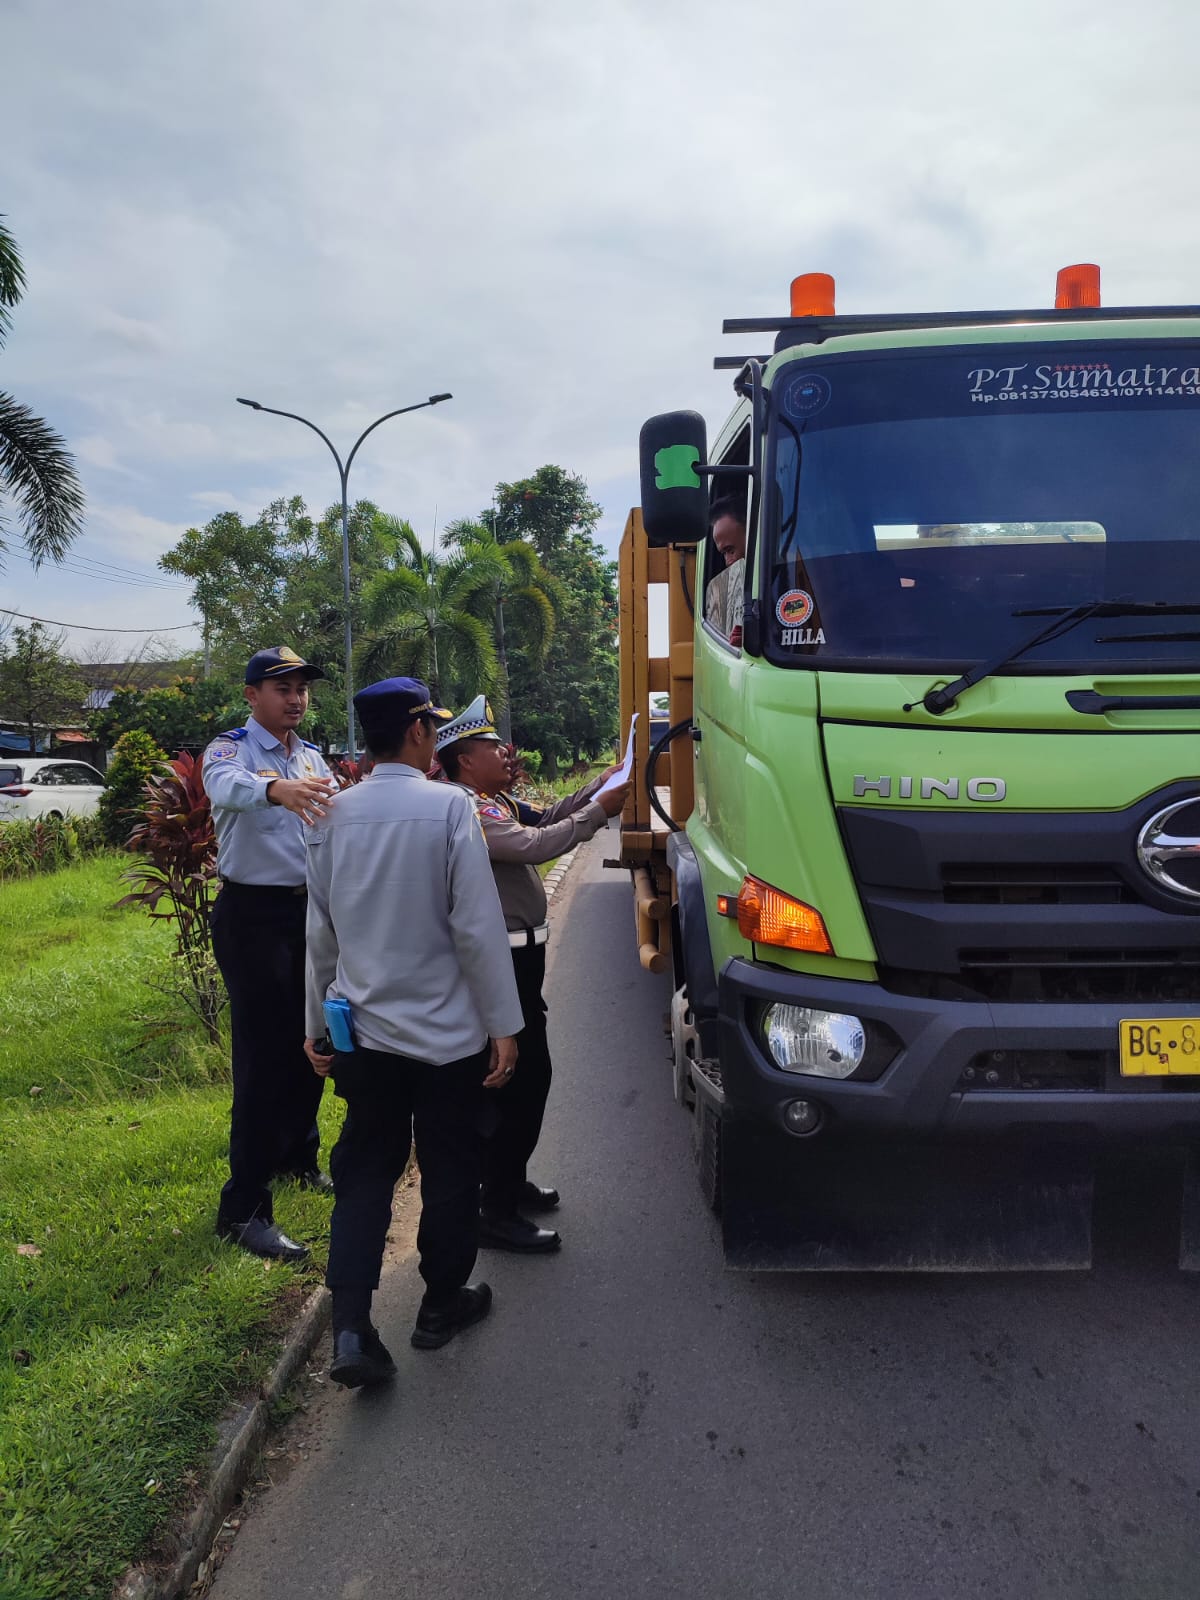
[{"xmin": 353, "ymin": 677, "xmax": 452, "ymax": 731}]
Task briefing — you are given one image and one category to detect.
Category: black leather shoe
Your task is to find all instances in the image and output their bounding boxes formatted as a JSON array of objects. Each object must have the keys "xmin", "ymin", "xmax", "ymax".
[
  {"xmin": 217, "ymin": 1218, "xmax": 309, "ymax": 1262},
  {"xmin": 521, "ymin": 1180, "xmax": 560, "ymax": 1212},
  {"xmin": 293, "ymin": 1169, "xmax": 335, "ymax": 1194},
  {"xmin": 329, "ymin": 1328, "xmax": 397, "ymax": 1388},
  {"xmin": 411, "ymin": 1283, "xmax": 493, "ymax": 1350},
  {"xmin": 479, "ymin": 1212, "xmax": 561, "ymax": 1253}
]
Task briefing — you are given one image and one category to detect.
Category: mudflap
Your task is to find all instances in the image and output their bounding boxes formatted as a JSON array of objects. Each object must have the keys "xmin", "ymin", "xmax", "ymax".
[
  {"xmin": 1178, "ymin": 1149, "xmax": 1200, "ymax": 1270},
  {"xmin": 719, "ymin": 1120, "xmax": 1096, "ymax": 1272}
]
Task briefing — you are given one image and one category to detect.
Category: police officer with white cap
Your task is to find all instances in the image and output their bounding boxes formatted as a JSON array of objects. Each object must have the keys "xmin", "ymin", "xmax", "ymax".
[
  {"xmin": 203, "ymin": 646, "xmax": 338, "ymax": 1262},
  {"xmin": 436, "ymin": 695, "xmax": 630, "ymax": 1253},
  {"xmin": 304, "ymin": 677, "xmax": 523, "ymax": 1388}
]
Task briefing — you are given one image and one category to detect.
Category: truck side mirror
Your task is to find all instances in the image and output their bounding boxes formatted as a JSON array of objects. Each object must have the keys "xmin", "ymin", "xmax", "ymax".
[{"xmin": 639, "ymin": 411, "xmax": 708, "ymax": 547}]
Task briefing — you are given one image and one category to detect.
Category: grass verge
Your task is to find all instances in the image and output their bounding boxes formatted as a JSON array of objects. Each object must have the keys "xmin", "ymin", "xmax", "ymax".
[{"xmin": 0, "ymin": 857, "xmax": 340, "ymax": 1600}]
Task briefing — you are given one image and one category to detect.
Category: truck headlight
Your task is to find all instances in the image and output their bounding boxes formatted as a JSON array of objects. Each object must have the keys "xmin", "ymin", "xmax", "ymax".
[{"xmin": 764, "ymin": 1004, "xmax": 866, "ymax": 1079}]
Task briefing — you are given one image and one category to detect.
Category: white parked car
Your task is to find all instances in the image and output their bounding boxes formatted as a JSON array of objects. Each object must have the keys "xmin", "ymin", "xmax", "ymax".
[{"xmin": 0, "ymin": 757, "xmax": 107, "ymax": 822}]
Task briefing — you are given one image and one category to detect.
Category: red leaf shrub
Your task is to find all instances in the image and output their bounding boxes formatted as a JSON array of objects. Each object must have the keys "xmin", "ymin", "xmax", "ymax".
[{"xmin": 118, "ymin": 751, "xmax": 224, "ymax": 1043}]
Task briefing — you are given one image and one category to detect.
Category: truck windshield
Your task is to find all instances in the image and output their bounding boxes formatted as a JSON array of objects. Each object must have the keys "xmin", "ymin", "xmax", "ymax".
[{"xmin": 764, "ymin": 341, "xmax": 1200, "ymax": 673}]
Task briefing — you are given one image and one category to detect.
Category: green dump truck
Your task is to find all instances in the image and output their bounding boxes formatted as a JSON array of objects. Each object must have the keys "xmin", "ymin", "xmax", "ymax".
[{"xmin": 617, "ymin": 267, "xmax": 1200, "ymax": 1269}]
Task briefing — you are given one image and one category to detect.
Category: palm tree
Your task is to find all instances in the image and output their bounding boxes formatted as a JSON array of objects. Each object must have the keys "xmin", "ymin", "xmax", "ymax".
[
  {"xmin": 358, "ymin": 516, "xmax": 504, "ymax": 702},
  {"xmin": 0, "ymin": 217, "xmax": 84, "ymax": 569},
  {"xmin": 442, "ymin": 517, "xmax": 561, "ymax": 741}
]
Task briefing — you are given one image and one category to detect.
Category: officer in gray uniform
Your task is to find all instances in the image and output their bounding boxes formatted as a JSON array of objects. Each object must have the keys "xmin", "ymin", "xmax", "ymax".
[
  {"xmin": 435, "ymin": 696, "xmax": 630, "ymax": 1253},
  {"xmin": 304, "ymin": 677, "xmax": 523, "ymax": 1388},
  {"xmin": 202, "ymin": 645, "xmax": 338, "ymax": 1262}
]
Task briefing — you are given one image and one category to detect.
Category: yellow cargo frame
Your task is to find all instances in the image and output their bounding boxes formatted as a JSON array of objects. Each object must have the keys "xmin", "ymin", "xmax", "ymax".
[{"xmin": 614, "ymin": 508, "xmax": 695, "ymax": 974}]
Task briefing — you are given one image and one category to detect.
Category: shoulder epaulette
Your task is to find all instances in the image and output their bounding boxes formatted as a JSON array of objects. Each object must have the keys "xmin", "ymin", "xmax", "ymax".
[
  {"xmin": 302, "ymin": 739, "xmax": 320, "ymax": 750},
  {"xmin": 499, "ymin": 790, "xmax": 539, "ymax": 825},
  {"xmin": 215, "ymin": 727, "xmax": 247, "ymax": 741}
]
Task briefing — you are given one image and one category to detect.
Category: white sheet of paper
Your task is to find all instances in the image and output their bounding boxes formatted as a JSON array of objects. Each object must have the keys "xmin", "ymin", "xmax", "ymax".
[{"xmin": 596, "ymin": 713, "xmax": 638, "ymax": 797}]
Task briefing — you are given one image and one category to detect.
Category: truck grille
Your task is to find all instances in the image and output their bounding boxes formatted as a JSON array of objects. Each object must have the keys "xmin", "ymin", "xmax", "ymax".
[
  {"xmin": 959, "ymin": 949, "xmax": 1200, "ymax": 1003},
  {"xmin": 840, "ymin": 786, "xmax": 1200, "ymax": 1005},
  {"xmin": 941, "ymin": 863, "xmax": 1135, "ymax": 906}
]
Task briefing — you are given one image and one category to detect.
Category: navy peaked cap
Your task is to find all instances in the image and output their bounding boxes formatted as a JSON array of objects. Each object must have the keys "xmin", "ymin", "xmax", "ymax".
[
  {"xmin": 245, "ymin": 646, "xmax": 325, "ymax": 684},
  {"xmin": 353, "ymin": 677, "xmax": 452, "ymax": 728}
]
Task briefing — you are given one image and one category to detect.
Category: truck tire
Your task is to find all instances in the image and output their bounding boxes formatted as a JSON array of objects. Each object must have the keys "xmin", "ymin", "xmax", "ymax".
[{"xmin": 693, "ymin": 1095, "xmax": 723, "ymax": 1215}]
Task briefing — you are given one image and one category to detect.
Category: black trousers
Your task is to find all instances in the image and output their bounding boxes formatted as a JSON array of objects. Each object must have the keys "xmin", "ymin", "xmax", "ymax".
[
  {"xmin": 211, "ymin": 883, "xmax": 324, "ymax": 1227},
  {"xmin": 481, "ymin": 941, "xmax": 553, "ymax": 1215},
  {"xmin": 326, "ymin": 1044, "xmax": 489, "ymax": 1304}
]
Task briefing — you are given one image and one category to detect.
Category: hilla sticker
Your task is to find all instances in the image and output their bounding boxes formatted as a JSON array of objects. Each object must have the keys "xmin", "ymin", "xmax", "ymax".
[
  {"xmin": 775, "ymin": 588, "xmax": 825, "ymax": 646},
  {"xmin": 775, "ymin": 589, "xmax": 813, "ymax": 626}
]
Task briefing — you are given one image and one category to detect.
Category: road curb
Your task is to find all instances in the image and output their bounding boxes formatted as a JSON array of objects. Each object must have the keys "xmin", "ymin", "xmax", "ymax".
[
  {"xmin": 114, "ymin": 1284, "xmax": 331, "ymax": 1600},
  {"xmin": 543, "ymin": 840, "xmax": 581, "ymax": 902}
]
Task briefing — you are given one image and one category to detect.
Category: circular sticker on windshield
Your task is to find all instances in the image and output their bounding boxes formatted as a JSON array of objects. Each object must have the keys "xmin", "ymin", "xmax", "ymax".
[
  {"xmin": 781, "ymin": 373, "xmax": 831, "ymax": 419},
  {"xmin": 776, "ymin": 589, "xmax": 814, "ymax": 627}
]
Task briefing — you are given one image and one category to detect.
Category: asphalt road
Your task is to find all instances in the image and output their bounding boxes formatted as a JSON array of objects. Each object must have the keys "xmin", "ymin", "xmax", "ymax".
[{"xmin": 210, "ymin": 831, "xmax": 1200, "ymax": 1600}]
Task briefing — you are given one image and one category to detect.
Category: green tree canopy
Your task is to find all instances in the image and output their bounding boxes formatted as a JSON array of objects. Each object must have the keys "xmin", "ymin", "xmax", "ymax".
[
  {"xmin": 358, "ymin": 518, "xmax": 502, "ymax": 704},
  {"xmin": 479, "ymin": 467, "xmax": 617, "ymax": 775},
  {"xmin": 0, "ymin": 622, "xmax": 87, "ymax": 754},
  {"xmin": 489, "ymin": 464, "xmax": 602, "ymax": 562},
  {"xmin": 159, "ymin": 496, "xmax": 406, "ymax": 746},
  {"xmin": 0, "ymin": 217, "xmax": 85, "ymax": 569},
  {"xmin": 441, "ymin": 516, "xmax": 561, "ymax": 738},
  {"xmin": 89, "ymin": 676, "xmax": 245, "ymax": 752}
]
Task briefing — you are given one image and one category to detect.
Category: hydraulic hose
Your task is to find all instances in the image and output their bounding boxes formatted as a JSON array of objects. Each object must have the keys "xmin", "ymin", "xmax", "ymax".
[{"xmin": 645, "ymin": 718, "xmax": 694, "ymax": 834}]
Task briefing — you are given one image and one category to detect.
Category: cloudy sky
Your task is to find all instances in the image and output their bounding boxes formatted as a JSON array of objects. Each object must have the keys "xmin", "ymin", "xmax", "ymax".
[{"xmin": 3, "ymin": 0, "xmax": 1198, "ymax": 657}]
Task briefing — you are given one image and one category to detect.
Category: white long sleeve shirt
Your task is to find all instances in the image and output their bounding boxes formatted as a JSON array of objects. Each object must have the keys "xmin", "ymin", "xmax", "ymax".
[{"xmin": 304, "ymin": 763, "xmax": 523, "ymax": 1064}]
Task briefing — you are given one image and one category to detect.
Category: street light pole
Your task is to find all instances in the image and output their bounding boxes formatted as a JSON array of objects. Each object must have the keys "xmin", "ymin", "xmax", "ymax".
[{"xmin": 236, "ymin": 393, "xmax": 452, "ymax": 757}]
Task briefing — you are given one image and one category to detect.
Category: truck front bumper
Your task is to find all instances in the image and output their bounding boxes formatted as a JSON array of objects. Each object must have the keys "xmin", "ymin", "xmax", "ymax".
[{"xmin": 717, "ymin": 957, "xmax": 1200, "ymax": 1140}]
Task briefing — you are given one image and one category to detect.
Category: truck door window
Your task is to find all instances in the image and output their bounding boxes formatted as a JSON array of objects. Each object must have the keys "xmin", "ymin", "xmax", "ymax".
[{"xmin": 703, "ymin": 426, "xmax": 750, "ymax": 649}]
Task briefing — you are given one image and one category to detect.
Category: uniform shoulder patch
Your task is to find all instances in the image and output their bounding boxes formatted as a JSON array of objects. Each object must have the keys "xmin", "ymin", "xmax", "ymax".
[
  {"xmin": 204, "ymin": 728, "xmax": 246, "ymax": 764},
  {"xmin": 477, "ymin": 800, "xmax": 508, "ymax": 822}
]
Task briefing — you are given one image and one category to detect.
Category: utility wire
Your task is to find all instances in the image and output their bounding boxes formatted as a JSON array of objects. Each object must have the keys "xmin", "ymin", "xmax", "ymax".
[
  {"xmin": 10, "ymin": 549, "xmax": 187, "ymax": 589},
  {"xmin": 20, "ymin": 562, "xmax": 182, "ymax": 590},
  {"xmin": 0, "ymin": 606, "xmax": 198, "ymax": 633}
]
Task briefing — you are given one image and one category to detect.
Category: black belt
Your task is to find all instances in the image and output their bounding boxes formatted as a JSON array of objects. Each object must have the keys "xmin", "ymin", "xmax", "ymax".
[{"xmin": 219, "ymin": 880, "xmax": 307, "ymax": 898}]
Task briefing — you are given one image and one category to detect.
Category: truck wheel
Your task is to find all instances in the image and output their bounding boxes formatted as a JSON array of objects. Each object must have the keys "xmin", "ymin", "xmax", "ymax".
[
  {"xmin": 693, "ymin": 1096, "xmax": 723, "ymax": 1215},
  {"xmin": 669, "ymin": 985, "xmax": 698, "ymax": 1110}
]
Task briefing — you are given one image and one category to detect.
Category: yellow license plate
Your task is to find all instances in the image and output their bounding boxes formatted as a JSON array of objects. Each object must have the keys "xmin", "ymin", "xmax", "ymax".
[{"xmin": 1119, "ymin": 1018, "xmax": 1200, "ymax": 1076}]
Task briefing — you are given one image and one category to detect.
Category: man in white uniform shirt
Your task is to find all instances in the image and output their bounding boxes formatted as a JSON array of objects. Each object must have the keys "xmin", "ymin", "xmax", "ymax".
[
  {"xmin": 304, "ymin": 676, "xmax": 523, "ymax": 1388},
  {"xmin": 203, "ymin": 646, "xmax": 338, "ymax": 1265}
]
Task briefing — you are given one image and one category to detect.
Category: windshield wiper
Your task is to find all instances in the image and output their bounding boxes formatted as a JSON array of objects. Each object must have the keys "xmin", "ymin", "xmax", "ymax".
[
  {"xmin": 907, "ymin": 599, "xmax": 1200, "ymax": 715},
  {"xmin": 1014, "ymin": 602, "xmax": 1200, "ymax": 618},
  {"xmin": 905, "ymin": 599, "xmax": 1114, "ymax": 716},
  {"xmin": 1095, "ymin": 629, "xmax": 1200, "ymax": 643}
]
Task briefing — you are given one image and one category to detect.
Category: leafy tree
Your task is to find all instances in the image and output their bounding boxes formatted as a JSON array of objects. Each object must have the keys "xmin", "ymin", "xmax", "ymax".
[
  {"xmin": 490, "ymin": 464, "xmax": 602, "ymax": 562},
  {"xmin": 358, "ymin": 518, "xmax": 502, "ymax": 703},
  {"xmin": 89, "ymin": 675, "xmax": 244, "ymax": 752},
  {"xmin": 158, "ymin": 506, "xmax": 284, "ymax": 661},
  {"xmin": 0, "ymin": 622, "xmax": 87, "ymax": 754},
  {"xmin": 159, "ymin": 496, "xmax": 401, "ymax": 747},
  {"xmin": 0, "ymin": 217, "xmax": 85, "ymax": 568},
  {"xmin": 480, "ymin": 467, "xmax": 617, "ymax": 777},
  {"xmin": 98, "ymin": 729, "xmax": 167, "ymax": 847},
  {"xmin": 441, "ymin": 516, "xmax": 560, "ymax": 739}
]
